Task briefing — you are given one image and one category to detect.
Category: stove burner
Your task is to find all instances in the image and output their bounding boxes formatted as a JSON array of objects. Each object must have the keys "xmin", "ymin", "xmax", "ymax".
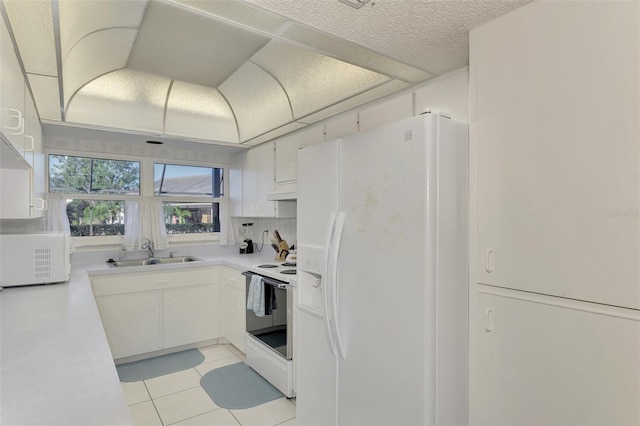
[
  {"xmin": 280, "ymin": 269, "xmax": 297, "ymax": 275},
  {"xmin": 258, "ymin": 264, "xmax": 278, "ymax": 268},
  {"xmin": 281, "ymin": 262, "xmax": 297, "ymax": 267}
]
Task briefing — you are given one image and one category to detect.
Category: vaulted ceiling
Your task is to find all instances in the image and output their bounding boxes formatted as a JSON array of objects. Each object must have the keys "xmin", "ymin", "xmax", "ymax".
[{"xmin": 2, "ymin": 0, "xmax": 530, "ymax": 146}]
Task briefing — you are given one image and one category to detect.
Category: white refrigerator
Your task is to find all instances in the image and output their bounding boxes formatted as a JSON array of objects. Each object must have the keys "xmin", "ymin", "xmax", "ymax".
[{"xmin": 296, "ymin": 113, "xmax": 469, "ymax": 426}]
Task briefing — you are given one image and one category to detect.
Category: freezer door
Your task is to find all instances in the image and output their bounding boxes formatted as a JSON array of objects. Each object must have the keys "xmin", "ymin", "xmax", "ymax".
[{"xmin": 296, "ymin": 139, "xmax": 340, "ymax": 424}]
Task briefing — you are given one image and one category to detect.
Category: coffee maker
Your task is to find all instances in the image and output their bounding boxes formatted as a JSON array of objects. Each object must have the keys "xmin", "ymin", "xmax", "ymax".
[{"xmin": 239, "ymin": 223, "xmax": 254, "ymax": 254}]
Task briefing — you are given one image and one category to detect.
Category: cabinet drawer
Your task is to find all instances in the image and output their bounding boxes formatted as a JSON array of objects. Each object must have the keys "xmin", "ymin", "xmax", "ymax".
[{"xmin": 92, "ymin": 266, "xmax": 219, "ymax": 296}]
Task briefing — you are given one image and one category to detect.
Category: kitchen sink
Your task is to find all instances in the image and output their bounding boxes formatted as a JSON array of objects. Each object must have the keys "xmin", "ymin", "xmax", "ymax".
[{"xmin": 109, "ymin": 256, "xmax": 201, "ymax": 267}]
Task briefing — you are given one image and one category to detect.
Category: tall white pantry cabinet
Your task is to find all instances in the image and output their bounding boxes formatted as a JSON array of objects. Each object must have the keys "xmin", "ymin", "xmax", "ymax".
[{"xmin": 470, "ymin": 2, "xmax": 640, "ymax": 425}]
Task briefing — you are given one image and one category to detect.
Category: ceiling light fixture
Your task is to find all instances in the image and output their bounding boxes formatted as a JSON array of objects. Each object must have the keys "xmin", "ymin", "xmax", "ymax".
[{"xmin": 338, "ymin": 0, "xmax": 371, "ymax": 9}]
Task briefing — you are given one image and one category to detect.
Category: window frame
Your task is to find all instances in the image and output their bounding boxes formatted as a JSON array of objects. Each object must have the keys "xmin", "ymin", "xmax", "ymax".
[
  {"xmin": 153, "ymin": 161, "xmax": 225, "ymax": 242},
  {"xmin": 46, "ymin": 150, "xmax": 228, "ymax": 248},
  {"xmin": 48, "ymin": 153, "xmax": 141, "ymax": 196}
]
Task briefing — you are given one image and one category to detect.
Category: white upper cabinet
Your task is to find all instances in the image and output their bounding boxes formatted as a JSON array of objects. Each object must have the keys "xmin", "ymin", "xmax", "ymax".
[
  {"xmin": 325, "ymin": 112, "xmax": 358, "ymax": 142},
  {"xmin": 275, "ymin": 124, "xmax": 325, "ymax": 185},
  {"xmin": 1, "ymin": 16, "xmax": 25, "ymax": 156},
  {"xmin": 242, "ymin": 141, "xmax": 275, "ymax": 217},
  {"xmin": 358, "ymin": 92, "xmax": 413, "ymax": 133},
  {"xmin": 470, "ymin": 1, "xmax": 640, "ymax": 309}
]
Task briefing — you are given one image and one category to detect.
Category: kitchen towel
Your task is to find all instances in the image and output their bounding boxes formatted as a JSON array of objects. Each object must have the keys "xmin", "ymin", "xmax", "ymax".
[
  {"xmin": 264, "ymin": 283, "xmax": 277, "ymax": 315},
  {"xmin": 247, "ymin": 275, "xmax": 265, "ymax": 316}
]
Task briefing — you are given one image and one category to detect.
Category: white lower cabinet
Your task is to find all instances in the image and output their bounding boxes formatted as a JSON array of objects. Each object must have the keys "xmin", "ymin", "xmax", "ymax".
[
  {"xmin": 92, "ymin": 267, "xmax": 221, "ymax": 360},
  {"xmin": 164, "ymin": 285, "xmax": 219, "ymax": 349},
  {"xmin": 95, "ymin": 292, "xmax": 162, "ymax": 359},
  {"xmin": 473, "ymin": 285, "xmax": 640, "ymax": 426}
]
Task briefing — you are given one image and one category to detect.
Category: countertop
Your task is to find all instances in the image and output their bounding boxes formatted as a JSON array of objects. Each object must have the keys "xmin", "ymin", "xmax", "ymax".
[{"xmin": 0, "ymin": 246, "xmax": 277, "ymax": 426}]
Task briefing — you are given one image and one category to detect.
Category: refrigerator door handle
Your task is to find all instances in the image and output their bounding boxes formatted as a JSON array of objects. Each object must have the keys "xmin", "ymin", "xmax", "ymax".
[
  {"xmin": 330, "ymin": 211, "xmax": 347, "ymax": 360},
  {"xmin": 322, "ymin": 212, "xmax": 338, "ymax": 356}
]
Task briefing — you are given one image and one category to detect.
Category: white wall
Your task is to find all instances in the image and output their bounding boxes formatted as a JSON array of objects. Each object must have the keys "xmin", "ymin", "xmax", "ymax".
[{"xmin": 414, "ymin": 67, "xmax": 468, "ymax": 122}]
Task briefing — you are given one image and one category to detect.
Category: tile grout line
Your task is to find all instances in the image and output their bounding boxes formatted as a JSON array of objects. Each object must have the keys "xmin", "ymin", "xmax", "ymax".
[
  {"xmin": 143, "ymin": 380, "xmax": 165, "ymax": 426},
  {"xmin": 163, "ymin": 407, "xmax": 223, "ymax": 426}
]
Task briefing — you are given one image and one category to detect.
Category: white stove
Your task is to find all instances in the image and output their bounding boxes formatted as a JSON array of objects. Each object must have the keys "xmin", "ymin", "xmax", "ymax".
[
  {"xmin": 243, "ymin": 261, "xmax": 297, "ymax": 397},
  {"xmin": 246, "ymin": 262, "xmax": 297, "ymax": 283}
]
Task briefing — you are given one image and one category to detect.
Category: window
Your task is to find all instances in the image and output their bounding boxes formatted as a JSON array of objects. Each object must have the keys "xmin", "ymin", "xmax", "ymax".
[
  {"xmin": 47, "ymin": 154, "xmax": 226, "ymax": 243},
  {"xmin": 49, "ymin": 155, "xmax": 140, "ymax": 195},
  {"xmin": 154, "ymin": 163, "xmax": 223, "ymax": 197},
  {"xmin": 162, "ymin": 202, "xmax": 220, "ymax": 234},
  {"xmin": 155, "ymin": 163, "xmax": 223, "ymax": 235},
  {"xmin": 66, "ymin": 199, "xmax": 125, "ymax": 237}
]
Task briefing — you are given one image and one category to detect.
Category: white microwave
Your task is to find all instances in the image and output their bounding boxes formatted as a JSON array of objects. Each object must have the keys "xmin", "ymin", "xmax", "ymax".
[{"xmin": 0, "ymin": 233, "xmax": 70, "ymax": 288}]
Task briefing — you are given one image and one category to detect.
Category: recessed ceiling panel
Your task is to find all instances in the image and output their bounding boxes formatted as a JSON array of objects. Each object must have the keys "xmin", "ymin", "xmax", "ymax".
[
  {"xmin": 58, "ymin": 0, "xmax": 147, "ymax": 60},
  {"xmin": 128, "ymin": 0, "xmax": 269, "ymax": 88},
  {"xmin": 252, "ymin": 41, "xmax": 389, "ymax": 119},
  {"xmin": 27, "ymin": 74, "xmax": 62, "ymax": 121},
  {"xmin": 165, "ymin": 81, "xmax": 239, "ymax": 143},
  {"xmin": 219, "ymin": 61, "xmax": 292, "ymax": 142},
  {"xmin": 63, "ymin": 28, "xmax": 137, "ymax": 106},
  {"xmin": 4, "ymin": 0, "xmax": 57, "ymax": 76},
  {"xmin": 66, "ymin": 69, "xmax": 169, "ymax": 134}
]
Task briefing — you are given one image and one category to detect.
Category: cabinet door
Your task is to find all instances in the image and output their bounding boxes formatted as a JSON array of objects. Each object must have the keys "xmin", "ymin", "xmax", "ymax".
[
  {"xmin": 95, "ymin": 292, "xmax": 162, "ymax": 359},
  {"xmin": 163, "ymin": 285, "xmax": 219, "ymax": 349},
  {"xmin": 472, "ymin": 1, "xmax": 639, "ymax": 309},
  {"xmin": 0, "ymin": 17, "xmax": 25, "ymax": 154},
  {"xmin": 275, "ymin": 124, "xmax": 325, "ymax": 184},
  {"xmin": 255, "ymin": 141, "xmax": 275, "ymax": 217},
  {"xmin": 325, "ymin": 112, "xmax": 358, "ymax": 141},
  {"xmin": 241, "ymin": 148, "xmax": 258, "ymax": 216},
  {"xmin": 222, "ymin": 269, "xmax": 246, "ymax": 353},
  {"xmin": 242, "ymin": 143, "xmax": 275, "ymax": 217},
  {"xmin": 473, "ymin": 285, "xmax": 640, "ymax": 426},
  {"xmin": 0, "ymin": 168, "xmax": 30, "ymax": 218}
]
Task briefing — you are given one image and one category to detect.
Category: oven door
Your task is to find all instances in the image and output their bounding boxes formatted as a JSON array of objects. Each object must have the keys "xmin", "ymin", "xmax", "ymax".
[{"xmin": 243, "ymin": 272, "xmax": 292, "ymax": 360}]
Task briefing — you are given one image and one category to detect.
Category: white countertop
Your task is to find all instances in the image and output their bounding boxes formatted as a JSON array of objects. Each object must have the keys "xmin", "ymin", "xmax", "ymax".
[{"xmin": 0, "ymin": 246, "xmax": 276, "ymax": 426}]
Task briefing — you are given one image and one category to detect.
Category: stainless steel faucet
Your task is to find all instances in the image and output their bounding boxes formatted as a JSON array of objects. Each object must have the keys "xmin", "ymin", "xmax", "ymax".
[{"xmin": 141, "ymin": 238, "xmax": 155, "ymax": 258}]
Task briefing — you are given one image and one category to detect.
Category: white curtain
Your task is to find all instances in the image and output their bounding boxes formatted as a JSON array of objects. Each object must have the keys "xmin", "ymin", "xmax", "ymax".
[
  {"xmin": 124, "ymin": 198, "xmax": 168, "ymax": 252},
  {"xmin": 46, "ymin": 194, "xmax": 70, "ymax": 234},
  {"xmin": 219, "ymin": 201, "xmax": 235, "ymax": 246}
]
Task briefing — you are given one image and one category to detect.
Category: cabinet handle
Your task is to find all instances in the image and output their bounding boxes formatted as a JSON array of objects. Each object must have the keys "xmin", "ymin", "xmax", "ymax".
[
  {"xmin": 168, "ymin": 296, "xmax": 173, "ymax": 307},
  {"xmin": 151, "ymin": 296, "xmax": 157, "ymax": 310},
  {"xmin": 484, "ymin": 308, "xmax": 495, "ymax": 332},
  {"xmin": 6, "ymin": 109, "xmax": 24, "ymax": 135},
  {"xmin": 485, "ymin": 249, "xmax": 494, "ymax": 273},
  {"xmin": 35, "ymin": 198, "xmax": 47, "ymax": 211},
  {"xmin": 289, "ymin": 162, "xmax": 296, "ymax": 175},
  {"xmin": 24, "ymin": 135, "xmax": 34, "ymax": 151}
]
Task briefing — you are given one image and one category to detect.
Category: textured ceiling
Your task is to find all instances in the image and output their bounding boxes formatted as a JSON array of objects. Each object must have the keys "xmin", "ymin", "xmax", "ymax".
[
  {"xmin": 3, "ymin": 0, "xmax": 531, "ymax": 146},
  {"xmin": 244, "ymin": 0, "xmax": 532, "ymax": 74}
]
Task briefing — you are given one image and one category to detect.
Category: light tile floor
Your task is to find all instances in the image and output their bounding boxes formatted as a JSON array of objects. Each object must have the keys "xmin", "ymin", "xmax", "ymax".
[{"xmin": 121, "ymin": 344, "xmax": 296, "ymax": 426}]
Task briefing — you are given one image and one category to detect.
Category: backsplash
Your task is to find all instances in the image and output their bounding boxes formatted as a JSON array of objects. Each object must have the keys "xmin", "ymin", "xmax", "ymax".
[{"xmin": 230, "ymin": 218, "xmax": 297, "ymax": 249}]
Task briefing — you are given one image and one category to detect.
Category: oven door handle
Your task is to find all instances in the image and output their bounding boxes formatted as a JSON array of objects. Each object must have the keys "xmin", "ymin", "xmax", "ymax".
[{"xmin": 322, "ymin": 212, "xmax": 338, "ymax": 356}]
